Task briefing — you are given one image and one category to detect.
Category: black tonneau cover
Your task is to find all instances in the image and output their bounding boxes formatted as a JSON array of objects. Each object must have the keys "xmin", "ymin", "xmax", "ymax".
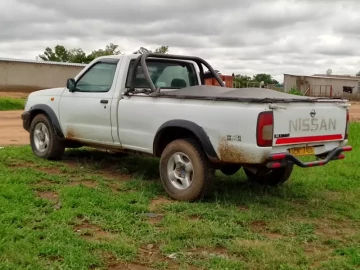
[
  {"xmin": 127, "ymin": 53, "xmax": 344, "ymax": 103},
  {"xmin": 148, "ymin": 85, "xmax": 342, "ymax": 103}
]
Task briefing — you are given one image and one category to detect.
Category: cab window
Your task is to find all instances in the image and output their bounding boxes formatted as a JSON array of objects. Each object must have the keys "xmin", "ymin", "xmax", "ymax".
[
  {"xmin": 76, "ymin": 62, "xmax": 117, "ymax": 92},
  {"xmin": 126, "ymin": 59, "xmax": 198, "ymax": 89}
]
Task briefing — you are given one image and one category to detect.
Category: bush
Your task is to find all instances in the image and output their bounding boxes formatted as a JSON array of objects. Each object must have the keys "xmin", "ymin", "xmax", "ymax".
[
  {"xmin": 288, "ymin": 86, "xmax": 303, "ymax": 96},
  {"xmin": 0, "ymin": 97, "xmax": 26, "ymax": 111}
]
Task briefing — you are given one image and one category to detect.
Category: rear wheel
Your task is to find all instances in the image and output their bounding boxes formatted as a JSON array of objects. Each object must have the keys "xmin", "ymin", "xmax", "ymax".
[
  {"xmin": 244, "ymin": 163, "xmax": 294, "ymax": 186},
  {"xmin": 159, "ymin": 139, "xmax": 215, "ymax": 201},
  {"xmin": 30, "ymin": 114, "xmax": 65, "ymax": 160}
]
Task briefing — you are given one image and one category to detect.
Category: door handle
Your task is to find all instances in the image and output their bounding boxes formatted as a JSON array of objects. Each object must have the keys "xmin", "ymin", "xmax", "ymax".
[{"xmin": 100, "ymin": 100, "xmax": 108, "ymax": 104}]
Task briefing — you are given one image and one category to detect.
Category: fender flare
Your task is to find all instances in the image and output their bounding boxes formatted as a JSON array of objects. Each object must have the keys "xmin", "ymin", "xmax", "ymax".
[
  {"xmin": 26, "ymin": 104, "xmax": 65, "ymax": 139},
  {"xmin": 153, "ymin": 119, "xmax": 220, "ymax": 163}
]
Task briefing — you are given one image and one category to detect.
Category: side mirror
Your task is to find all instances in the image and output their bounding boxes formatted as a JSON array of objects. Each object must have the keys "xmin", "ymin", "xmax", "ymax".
[{"xmin": 66, "ymin": 78, "xmax": 76, "ymax": 92}]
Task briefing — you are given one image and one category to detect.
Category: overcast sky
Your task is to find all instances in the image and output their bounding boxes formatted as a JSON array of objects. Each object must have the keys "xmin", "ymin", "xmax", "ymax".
[{"xmin": 0, "ymin": 0, "xmax": 359, "ymax": 82}]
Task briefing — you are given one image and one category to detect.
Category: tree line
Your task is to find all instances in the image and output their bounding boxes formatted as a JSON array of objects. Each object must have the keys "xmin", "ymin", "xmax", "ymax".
[
  {"xmin": 37, "ymin": 43, "xmax": 280, "ymax": 85},
  {"xmin": 37, "ymin": 43, "xmax": 169, "ymax": 64},
  {"xmin": 232, "ymin": 73, "xmax": 280, "ymax": 87}
]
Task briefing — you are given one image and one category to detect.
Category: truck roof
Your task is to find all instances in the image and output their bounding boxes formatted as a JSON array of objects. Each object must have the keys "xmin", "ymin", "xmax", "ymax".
[{"xmin": 96, "ymin": 54, "xmax": 197, "ymax": 62}]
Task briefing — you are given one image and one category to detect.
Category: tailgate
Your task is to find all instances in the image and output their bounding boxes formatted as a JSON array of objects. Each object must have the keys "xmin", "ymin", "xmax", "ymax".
[{"xmin": 272, "ymin": 102, "xmax": 347, "ymax": 146}]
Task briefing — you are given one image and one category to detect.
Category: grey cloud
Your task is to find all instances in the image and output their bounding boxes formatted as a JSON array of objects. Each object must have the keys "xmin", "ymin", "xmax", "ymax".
[
  {"xmin": 314, "ymin": 47, "xmax": 357, "ymax": 57},
  {"xmin": 17, "ymin": 0, "xmax": 247, "ymax": 24},
  {"xmin": 1, "ymin": 0, "xmax": 360, "ymax": 82}
]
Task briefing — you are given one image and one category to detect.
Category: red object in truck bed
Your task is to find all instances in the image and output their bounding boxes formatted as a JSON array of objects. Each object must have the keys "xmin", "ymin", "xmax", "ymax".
[{"xmin": 205, "ymin": 75, "xmax": 233, "ymax": 88}]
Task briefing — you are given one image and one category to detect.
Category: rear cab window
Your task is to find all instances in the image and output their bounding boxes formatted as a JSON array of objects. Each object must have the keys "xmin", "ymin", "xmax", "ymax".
[{"xmin": 125, "ymin": 59, "xmax": 199, "ymax": 89}]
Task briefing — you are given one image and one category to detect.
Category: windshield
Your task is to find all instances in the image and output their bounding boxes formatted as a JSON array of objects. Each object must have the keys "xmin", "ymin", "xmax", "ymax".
[{"xmin": 125, "ymin": 59, "xmax": 199, "ymax": 89}]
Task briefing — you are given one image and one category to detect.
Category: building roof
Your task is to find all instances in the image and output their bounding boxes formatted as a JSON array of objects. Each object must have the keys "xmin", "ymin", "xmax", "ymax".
[
  {"xmin": 284, "ymin": 73, "xmax": 360, "ymax": 81},
  {"xmin": 0, "ymin": 57, "xmax": 87, "ymax": 67},
  {"xmin": 313, "ymin": 74, "xmax": 359, "ymax": 79}
]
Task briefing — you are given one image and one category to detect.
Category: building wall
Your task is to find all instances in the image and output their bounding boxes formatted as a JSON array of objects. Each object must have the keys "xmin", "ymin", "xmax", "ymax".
[
  {"xmin": 283, "ymin": 75, "xmax": 298, "ymax": 92},
  {"xmin": 284, "ymin": 74, "xmax": 359, "ymax": 97},
  {"xmin": 0, "ymin": 61, "xmax": 85, "ymax": 93},
  {"xmin": 306, "ymin": 77, "xmax": 358, "ymax": 97}
]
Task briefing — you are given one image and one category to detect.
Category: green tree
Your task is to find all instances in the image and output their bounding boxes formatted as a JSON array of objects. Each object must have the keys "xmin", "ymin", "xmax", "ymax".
[
  {"xmin": 68, "ymin": 48, "xmax": 88, "ymax": 63},
  {"xmin": 154, "ymin": 45, "xmax": 169, "ymax": 54},
  {"xmin": 39, "ymin": 43, "xmax": 168, "ymax": 64},
  {"xmin": 356, "ymin": 71, "xmax": 360, "ymax": 76},
  {"xmin": 133, "ymin": 45, "xmax": 169, "ymax": 54},
  {"xmin": 252, "ymin": 73, "xmax": 279, "ymax": 85},
  {"xmin": 233, "ymin": 74, "xmax": 253, "ymax": 88},
  {"xmin": 133, "ymin": 46, "xmax": 151, "ymax": 54},
  {"xmin": 87, "ymin": 43, "xmax": 121, "ymax": 62},
  {"xmin": 38, "ymin": 45, "xmax": 71, "ymax": 62},
  {"xmin": 38, "ymin": 43, "xmax": 122, "ymax": 64}
]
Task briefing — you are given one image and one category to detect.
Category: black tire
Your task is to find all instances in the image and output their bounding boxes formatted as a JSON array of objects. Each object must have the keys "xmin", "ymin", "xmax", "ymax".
[
  {"xmin": 159, "ymin": 139, "xmax": 215, "ymax": 201},
  {"xmin": 29, "ymin": 114, "xmax": 65, "ymax": 160},
  {"xmin": 220, "ymin": 164, "xmax": 241, "ymax": 176},
  {"xmin": 244, "ymin": 163, "xmax": 294, "ymax": 186}
]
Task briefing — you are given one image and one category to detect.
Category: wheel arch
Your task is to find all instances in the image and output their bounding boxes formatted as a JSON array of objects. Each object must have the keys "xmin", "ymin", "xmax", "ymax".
[
  {"xmin": 153, "ymin": 120, "xmax": 220, "ymax": 163},
  {"xmin": 27, "ymin": 104, "xmax": 65, "ymax": 139}
]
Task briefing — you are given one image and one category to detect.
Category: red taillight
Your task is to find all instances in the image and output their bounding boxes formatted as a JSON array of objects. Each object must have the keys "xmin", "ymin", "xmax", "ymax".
[
  {"xmin": 257, "ymin": 111, "xmax": 274, "ymax": 147},
  {"xmin": 345, "ymin": 109, "xmax": 349, "ymax": 139}
]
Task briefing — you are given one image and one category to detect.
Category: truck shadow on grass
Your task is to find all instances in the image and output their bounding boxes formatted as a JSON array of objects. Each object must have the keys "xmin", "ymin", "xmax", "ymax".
[{"xmin": 61, "ymin": 148, "xmax": 312, "ymax": 204}]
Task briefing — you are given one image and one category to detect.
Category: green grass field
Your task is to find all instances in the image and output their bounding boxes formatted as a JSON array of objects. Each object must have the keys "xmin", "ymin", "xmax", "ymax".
[
  {"xmin": 0, "ymin": 123, "xmax": 359, "ymax": 270},
  {"xmin": 0, "ymin": 97, "xmax": 26, "ymax": 111}
]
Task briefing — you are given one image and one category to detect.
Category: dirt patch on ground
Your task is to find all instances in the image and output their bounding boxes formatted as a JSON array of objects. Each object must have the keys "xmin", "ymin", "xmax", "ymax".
[
  {"xmin": 188, "ymin": 214, "xmax": 202, "ymax": 221},
  {"xmin": 102, "ymin": 251, "xmax": 153, "ymax": 270},
  {"xmin": 302, "ymin": 243, "xmax": 334, "ymax": 269},
  {"xmin": 250, "ymin": 220, "xmax": 283, "ymax": 239},
  {"xmin": 145, "ymin": 214, "xmax": 164, "ymax": 225},
  {"xmin": 106, "ymin": 182, "xmax": 123, "ymax": 193},
  {"xmin": 62, "ymin": 159, "xmax": 131, "ymax": 182},
  {"xmin": 35, "ymin": 167, "xmax": 63, "ymax": 175},
  {"xmin": 67, "ymin": 180, "xmax": 98, "ymax": 188},
  {"xmin": 237, "ymin": 205, "xmax": 250, "ymax": 211},
  {"xmin": 0, "ymin": 92, "xmax": 29, "ymax": 98},
  {"xmin": 36, "ymin": 191, "xmax": 59, "ymax": 203},
  {"xmin": 138, "ymin": 245, "xmax": 184, "ymax": 270},
  {"xmin": 0, "ymin": 110, "xmax": 28, "ymax": 146},
  {"xmin": 350, "ymin": 101, "xmax": 360, "ymax": 122},
  {"xmin": 74, "ymin": 221, "xmax": 116, "ymax": 242},
  {"xmin": 149, "ymin": 196, "xmax": 173, "ymax": 212},
  {"xmin": 314, "ymin": 223, "xmax": 357, "ymax": 241},
  {"xmin": 303, "ymin": 243, "xmax": 332, "ymax": 255},
  {"xmin": 7, "ymin": 160, "xmax": 34, "ymax": 169},
  {"xmin": 32, "ymin": 180, "xmax": 57, "ymax": 187},
  {"xmin": 108, "ymin": 262, "xmax": 152, "ymax": 270}
]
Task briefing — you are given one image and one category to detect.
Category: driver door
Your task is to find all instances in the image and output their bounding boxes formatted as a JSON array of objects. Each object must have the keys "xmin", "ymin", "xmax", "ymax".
[{"xmin": 59, "ymin": 58, "xmax": 120, "ymax": 143}]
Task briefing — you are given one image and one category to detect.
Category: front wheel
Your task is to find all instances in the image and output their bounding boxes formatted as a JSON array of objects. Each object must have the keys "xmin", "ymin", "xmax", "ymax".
[
  {"xmin": 244, "ymin": 163, "xmax": 294, "ymax": 186},
  {"xmin": 159, "ymin": 139, "xmax": 215, "ymax": 201},
  {"xmin": 30, "ymin": 114, "xmax": 65, "ymax": 160}
]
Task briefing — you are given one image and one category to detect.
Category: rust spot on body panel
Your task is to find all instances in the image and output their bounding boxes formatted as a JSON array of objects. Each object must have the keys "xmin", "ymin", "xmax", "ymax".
[
  {"xmin": 217, "ymin": 137, "xmax": 266, "ymax": 164},
  {"xmin": 66, "ymin": 127, "xmax": 77, "ymax": 140},
  {"xmin": 65, "ymin": 127, "xmax": 131, "ymax": 154}
]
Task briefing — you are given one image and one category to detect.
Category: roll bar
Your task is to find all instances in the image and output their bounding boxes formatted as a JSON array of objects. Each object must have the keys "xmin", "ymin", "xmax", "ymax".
[{"xmin": 128, "ymin": 53, "xmax": 226, "ymax": 92}]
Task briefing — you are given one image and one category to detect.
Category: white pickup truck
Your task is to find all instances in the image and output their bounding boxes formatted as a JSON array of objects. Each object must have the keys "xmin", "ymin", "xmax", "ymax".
[{"xmin": 22, "ymin": 53, "xmax": 352, "ymax": 201}]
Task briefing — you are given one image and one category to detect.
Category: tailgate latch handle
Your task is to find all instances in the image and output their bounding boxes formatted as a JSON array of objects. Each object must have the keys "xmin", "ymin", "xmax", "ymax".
[{"xmin": 269, "ymin": 104, "xmax": 287, "ymax": 110}]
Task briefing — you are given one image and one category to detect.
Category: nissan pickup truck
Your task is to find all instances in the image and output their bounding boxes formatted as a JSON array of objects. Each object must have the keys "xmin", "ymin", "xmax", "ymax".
[{"xmin": 21, "ymin": 53, "xmax": 353, "ymax": 201}]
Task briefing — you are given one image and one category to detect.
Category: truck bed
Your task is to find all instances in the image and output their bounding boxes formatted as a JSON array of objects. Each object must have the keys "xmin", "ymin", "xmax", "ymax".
[{"xmin": 148, "ymin": 85, "xmax": 345, "ymax": 103}]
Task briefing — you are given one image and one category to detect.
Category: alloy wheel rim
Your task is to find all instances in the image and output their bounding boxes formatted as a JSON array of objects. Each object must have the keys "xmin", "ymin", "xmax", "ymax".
[
  {"xmin": 167, "ymin": 152, "xmax": 194, "ymax": 190},
  {"xmin": 33, "ymin": 123, "xmax": 50, "ymax": 153}
]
